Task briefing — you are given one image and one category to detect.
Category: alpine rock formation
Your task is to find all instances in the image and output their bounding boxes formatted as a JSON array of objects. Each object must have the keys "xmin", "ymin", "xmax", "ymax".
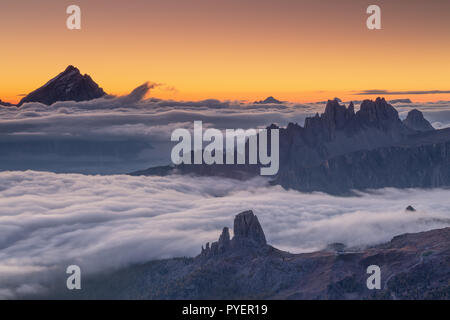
[
  {"xmin": 403, "ymin": 109, "xmax": 435, "ymax": 132},
  {"xmin": 134, "ymin": 98, "xmax": 450, "ymax": 194},
  {"xmin": 40, "ymin": 210, "xmax": 450, "ymax": 300},
  {"xmin": 17, "ymin": 65, "xmax": 106, "ymax": 106}
]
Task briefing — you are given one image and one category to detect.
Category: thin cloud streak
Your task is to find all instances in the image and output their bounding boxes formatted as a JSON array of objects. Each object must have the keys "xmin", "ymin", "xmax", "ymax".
[{"xmin": 356, "ymin": 90, "xmax": 450, "ymax": 95}]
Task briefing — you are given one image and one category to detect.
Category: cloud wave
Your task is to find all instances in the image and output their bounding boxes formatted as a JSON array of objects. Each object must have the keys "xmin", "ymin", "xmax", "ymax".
[
  {"xmin": 1, "ymin": 85, "xmax": 450, "ymax": 174},
  {"xmin": 0, "ymin": 171, "xmax": 449, "ymax": 298}
]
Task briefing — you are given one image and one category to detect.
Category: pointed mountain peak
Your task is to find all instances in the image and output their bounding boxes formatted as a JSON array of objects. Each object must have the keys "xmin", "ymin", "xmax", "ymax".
[
  {"xmin": 64, "ymin": 65, "xmax": 79, "ymax": 72},
  {"xmin": 18, "ymin": 66, "xmax": 106, "ymax": 107},
  {"xmin": 199, "ymin": 210, "xmax": 267, "ymax": 258},
  {"xmin": 254, "ymin": 96, "xmax": 282, "ymax": 104},
  {"xmin": 232, "ymin": 210, "xmax": 266, "ymax": 247}
]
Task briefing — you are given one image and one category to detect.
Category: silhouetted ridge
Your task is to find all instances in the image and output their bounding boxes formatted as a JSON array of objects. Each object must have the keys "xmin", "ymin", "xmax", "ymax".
[
  {"xmin": 133, "ymin": 98, "xmax": 450, "ymax": 194},
  {"xmin": 358, "ymin": 97, "xmax": 399, "ymax": 123},
  {"xmin": 200, "ymin": 210, "xmax": 267, "ymax": 258},
  {"xmin": 403, "ymin": 109, "xmax": 435, "ymax": 132},
  {"xmin": 254, "ymin": 96, "xmax": 282, "ymax": 104},
  {"xmin": 18, "ymin": 65, "xmax": 106, "ymax": 106},
  {"xmin": 0, "ymin": 99, "xmax": 15, "ymax": 107}
]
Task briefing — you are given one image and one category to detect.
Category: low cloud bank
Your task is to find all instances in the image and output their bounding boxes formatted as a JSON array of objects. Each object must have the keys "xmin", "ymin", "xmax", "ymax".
[
  {"xmin": 2, "ymin": 85, "xmax": 450, "ymax": 173},
  {"xmin": 0, "ymin": 171, "xmax": 449, "ymax": 298}
]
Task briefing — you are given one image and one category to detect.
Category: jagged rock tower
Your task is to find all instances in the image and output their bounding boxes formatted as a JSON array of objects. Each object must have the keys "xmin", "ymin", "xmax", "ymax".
[{"xmin": 200, "ymin": 210, "xmax": 267, "ymax": 258}]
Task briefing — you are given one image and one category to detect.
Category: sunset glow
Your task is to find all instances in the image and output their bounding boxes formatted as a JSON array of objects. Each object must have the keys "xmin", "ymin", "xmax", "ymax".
[{"xmin": 1, "ymin": 0, "xmax": 449, "ymax": 103}]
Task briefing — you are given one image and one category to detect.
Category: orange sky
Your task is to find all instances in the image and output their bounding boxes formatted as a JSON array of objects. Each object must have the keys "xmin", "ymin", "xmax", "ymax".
[{"xmin": 1, "ymin": 0, "xmax": 449, "ymax": 103}]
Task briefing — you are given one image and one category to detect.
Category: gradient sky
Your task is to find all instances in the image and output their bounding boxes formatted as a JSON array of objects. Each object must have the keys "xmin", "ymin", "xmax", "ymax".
[{"xmin": 1, "ymin": 0, "xmax": 449, "ymax": 103}]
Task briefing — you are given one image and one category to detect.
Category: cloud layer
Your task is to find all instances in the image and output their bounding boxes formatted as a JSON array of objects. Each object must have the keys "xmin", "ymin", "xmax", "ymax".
[
  {"xmin": 0, "ymin": 85, "xmax": 316, "ymax": 173},
  {"xmin": 2, "ymin": 84, "xmax": 450, "ymax": 173},
  {"xmin": 0, "ymin": 171, "xmax": 449, "ymax": 298}
]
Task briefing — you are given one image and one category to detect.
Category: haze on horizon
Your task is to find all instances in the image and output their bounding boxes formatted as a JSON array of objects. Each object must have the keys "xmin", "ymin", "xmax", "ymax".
[{"xmin": 1, "ymin": 0, "xmax": 450, "ymax": 103}]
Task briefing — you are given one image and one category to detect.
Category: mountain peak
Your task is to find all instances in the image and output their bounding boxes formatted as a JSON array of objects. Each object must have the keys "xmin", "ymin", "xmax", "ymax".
[
  {"xmin": 254, "ymin": 96, "xmax": 282, "ymax": 104},
  {"xmin": 64, "ymin": 65, "xmax": 79, "ymax": 72},
  {"xmin": 304, "ymin": 99, "xmax": 355, "ymax": 133},
  {"xmin": 403, "ymin": 109, "xmax": 435, "ymax": 132},
  {"xmin": 199, "ymin": 210, "xmax": 267, "ymax": 258},
  {"xmin": 358, "ymin": 97, "xmax": 399, "ymax": 123},
  {"xmin": 233, "ymin": 210, "xmax": 267, "ymax": 247},
  {"xmin": 18, "ymin": 66, "xmax": 106, "ymax": 106}
]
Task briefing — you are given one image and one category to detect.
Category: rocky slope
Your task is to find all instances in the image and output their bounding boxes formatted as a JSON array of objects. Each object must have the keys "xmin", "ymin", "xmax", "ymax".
[
  {"xmin": 17, "ymin": 65, "xmax": 106, "ymax": 106},
  {"xmin": 41, "ymin": 210, "xmax": 450, "ymax": 300},
  {"xmin": 133, "ymin": 98, "xmax": 450, "ymax": 194}
]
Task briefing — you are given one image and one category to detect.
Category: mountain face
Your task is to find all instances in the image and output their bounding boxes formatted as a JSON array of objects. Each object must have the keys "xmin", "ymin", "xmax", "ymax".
[
  {"xmin": 133, "ymin": 98, "xmax": 450, "ymax": 194},
  {"xmin": 40, "ymin": 210, "xmax": 450, "ymax": 300},
  {"xmin": 403, "ymin": 109, "xmax": 435, "ymax": 132},
  {"xmin": 17, "ymin": 66, "xmax": 106, "ymax": 106},
  {"xmin": 271, "ymin": 99, "xmax": 449, "ymax": 193}
]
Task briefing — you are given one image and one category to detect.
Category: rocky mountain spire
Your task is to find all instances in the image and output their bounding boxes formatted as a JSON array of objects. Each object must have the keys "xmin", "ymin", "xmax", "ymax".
[
  {"xmin": 303, "ymin": 99, "xmax": 356, "ymax": 140},
  {"xmin": 357, "ymin": 97, "xmax": 399, "ymax": 124},
  {"xmin": 199, "ymin": 210, "xmax": 267, "ymax": 258},
  {"xmin": 218, "ymin": 227, "xmax": 231, "ymax": 251},
  {"xmin": 403, "ymin": 109, "xmax": 435, "ymax": 132},
  {"xmin": 232, "ymin": 210, "xmax": 266, "ymax": 247}
]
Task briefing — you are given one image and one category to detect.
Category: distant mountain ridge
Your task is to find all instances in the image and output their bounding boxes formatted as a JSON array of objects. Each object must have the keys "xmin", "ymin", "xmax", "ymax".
[
  {"xmin": 133, "ymin": 98, "xmax": 450, "ymax": 194},
  {"xmin": 0, "ymin": 99, "xmax": 15, "ymax": 107},
  {"xmin": 17, "ymin": 65, "xmax": 106, "ymax": 106},
  {"xmin": 403, "ymin": 109, "xmax": 435, "ymax": 132},
  {"xmin": 254, "ymin": 96, "xmax": 283, "ymax": 104}
]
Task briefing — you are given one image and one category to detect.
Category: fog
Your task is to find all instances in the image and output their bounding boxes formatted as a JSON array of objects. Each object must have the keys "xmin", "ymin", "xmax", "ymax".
[
  {"xmin": 0, "ymin": 171, "xmax": 449, "ymax": 298},
  {"xmin": 1, "ymin": 84, "xmax": 450, "ymax": 173}
]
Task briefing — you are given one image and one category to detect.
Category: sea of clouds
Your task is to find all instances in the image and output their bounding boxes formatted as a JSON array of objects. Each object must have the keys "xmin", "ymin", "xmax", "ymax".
[
  {"xmin": 0, "ymin": 170, "xmax": 449, "ymax": 298},
  {"xmin": 1, "ymin": 85, "xmax": 450, "ymax": 298},
  {"xmin": 1, "ymin": 83, "xmax": 450, "ymax": 173}
]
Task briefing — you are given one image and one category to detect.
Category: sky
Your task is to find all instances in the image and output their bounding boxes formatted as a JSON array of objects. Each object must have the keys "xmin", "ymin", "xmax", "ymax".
[{"xmin": 1, "ymin": 0, "xmax": 450, "ymax": 103}]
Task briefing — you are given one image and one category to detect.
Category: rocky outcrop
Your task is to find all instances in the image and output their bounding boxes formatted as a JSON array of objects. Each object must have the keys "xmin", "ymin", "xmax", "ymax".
[
  {"xmin": 133, "ymin": 98, "xmax": 450, "ymax": 194},
  {"xmin": 200, "ymin": 210, "xmax": 266, "ymax": 258},
  {"xmin": 200, "ymin": 227, "xmax": 231, "ymax": 257},
  {"xmin": 45, "ymin": 211, "xmax": 450, "ymax": 300},
  {"xmin": 232, "ymin": 210, "xmax": 267, "ymax": 247},
  {"xmin": 275, "ymin": 139, "xmax": 450, "ymax": 194},
  {"xmin": 358, "ymin": 97, "xmax": 400, "ymax": 125},
  {"xmin": 403, "ymin": 109, "xmax": 435, "ymax": 132},
  {"xmin": 18, "ymin": 65, "xmax": 106, "ymax": 106}
]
